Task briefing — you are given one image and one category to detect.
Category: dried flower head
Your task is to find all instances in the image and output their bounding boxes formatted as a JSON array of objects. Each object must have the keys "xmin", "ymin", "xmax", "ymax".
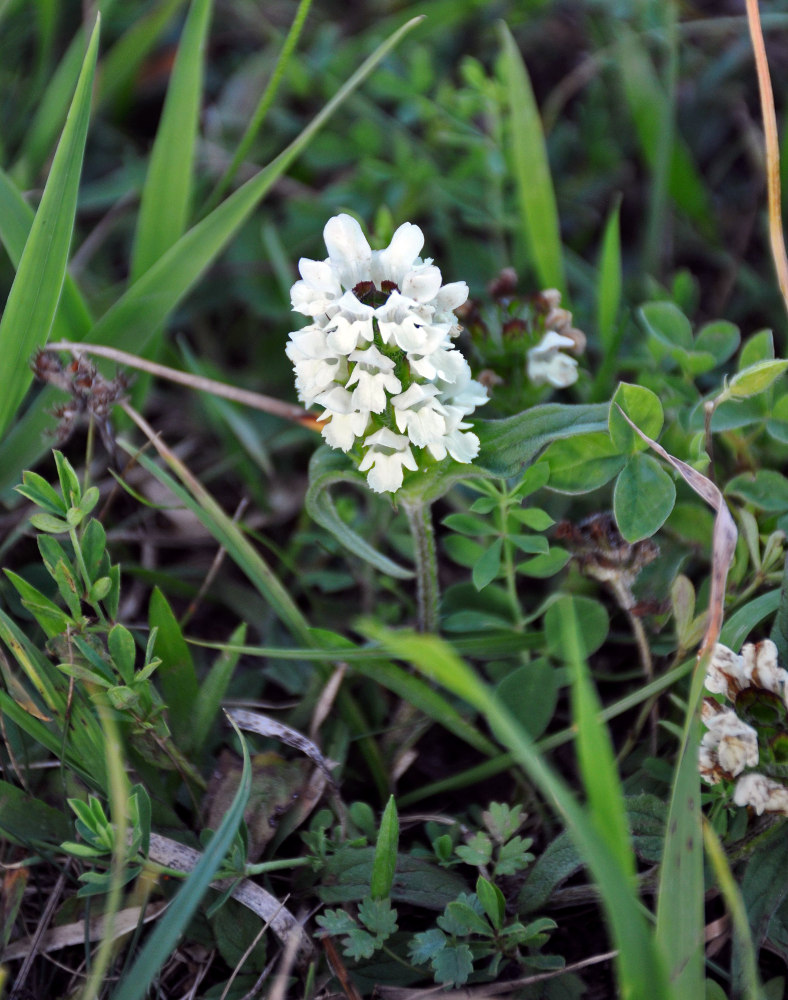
[
  {"xmin": 31, "ymin": 349, "xmax": 129, "ymax": 457},
  {"xmin": 700, "ymin": 638, "xmax": 788, "ymax": 815}
]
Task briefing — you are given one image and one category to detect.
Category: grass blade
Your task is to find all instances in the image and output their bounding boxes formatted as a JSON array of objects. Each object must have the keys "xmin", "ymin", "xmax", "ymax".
[
  {"xmin": 559, "ymin": 596, "xmax": 635, "ymax": 882},
  {"xmin": 205, "ymin": 0, "xmax": 314, "ymax": 211},
  {"xmin": 596, "ymin": 198, "xmax": 622, "ymax": 355},
  {"xmin": 654, "ymin": 656, "xmax": 706, "ymax": 1000},
  {"xmin": 111, "ymin": 722, "xmax": 252, "ymax": 1000},
  {"xmin": 0, "ymin": 17, "xmax": 100, "ymax": 437},
  {"xmin": 616, "ymin": 26, "xmax": 713, "ymax": 237},
  {"xmin": 499, "ymin": 22, "xmax": 566, "ymax": 296},
  {"xmin": 0, "ymin": 168, "xmax": 93, "ymax": 337},
  {"xmin": 130, "ymin": 0, "xmax": 211, "ymax": 280}
]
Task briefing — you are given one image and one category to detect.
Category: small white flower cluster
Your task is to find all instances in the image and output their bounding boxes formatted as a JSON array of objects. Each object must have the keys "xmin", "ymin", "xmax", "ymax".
[
  {"xmin": 700, "ymin": 639, "xmax": 788, "ymax": 815},
  {"xmin": 287, "ymin": 214, "xmax": 488, "ymax": 493},
  {"xmin": 525, "ymin": 292, "xmax": 584, "ymax": 389},
  {"xmin": 527, "ymin": 331, "xmax": 578, "ymax": 389}
]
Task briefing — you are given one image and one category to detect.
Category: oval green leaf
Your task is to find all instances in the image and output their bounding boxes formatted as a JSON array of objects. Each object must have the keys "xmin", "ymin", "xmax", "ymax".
[{"xmin": 613, "ymin": 453, "xmax": 676, "ymax": 542}]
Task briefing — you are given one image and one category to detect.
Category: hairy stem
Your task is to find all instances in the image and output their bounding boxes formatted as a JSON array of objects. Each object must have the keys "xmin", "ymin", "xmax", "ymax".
[{"xmin": 401, "ymin": 499, "xmax": 439, "ymax": 633}]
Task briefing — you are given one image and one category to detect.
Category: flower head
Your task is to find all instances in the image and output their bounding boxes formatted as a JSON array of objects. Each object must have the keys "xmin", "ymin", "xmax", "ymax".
[{"xmin": 287, "ymin": 214, "xmax": 488, "ymax": 493}]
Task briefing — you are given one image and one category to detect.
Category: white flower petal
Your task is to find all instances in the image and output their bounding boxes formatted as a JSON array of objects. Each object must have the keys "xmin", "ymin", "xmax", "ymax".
[
  {"xmin": 371, "ymin": 222, "xmax": 424, "ymax": 286},
  {"xmin": 401, "ymin": 264, "xmax": 443, "ymax": 303},
  {"xmin": 323, "ymin": 214, "xmax": 372, "ymax": 289}
]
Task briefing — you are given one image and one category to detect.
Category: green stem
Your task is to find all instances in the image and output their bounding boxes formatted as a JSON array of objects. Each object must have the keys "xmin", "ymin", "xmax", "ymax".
[{"xmin": 401, "ymin": 499, "xmax": 439, "ymax": 633}]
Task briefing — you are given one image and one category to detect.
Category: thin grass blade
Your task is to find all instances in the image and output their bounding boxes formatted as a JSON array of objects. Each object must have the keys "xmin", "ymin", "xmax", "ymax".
[
  {"xmin": 0, "ymin": 18, "xmax": 99, "ymax": 438},
  {"xmin": 616, "ymin": 26, "xmax": 713, "ymax": 236},
  {"xmin": 499, "ymin": 22, "xmax": 566, "ymax": 295},
  {"xmin": 111, "ymin": 723, "xmax": 252, "ymax": 1000},
  {"xmin": 559, "ymin": 596, "xmax": 635, "ymax": 882}
]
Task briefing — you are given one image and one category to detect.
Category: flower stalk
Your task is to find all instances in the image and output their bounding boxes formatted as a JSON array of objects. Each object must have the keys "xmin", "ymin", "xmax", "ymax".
[{"xmin": 401, "ymin": 498, "xmax": 440, "ymax": 633}]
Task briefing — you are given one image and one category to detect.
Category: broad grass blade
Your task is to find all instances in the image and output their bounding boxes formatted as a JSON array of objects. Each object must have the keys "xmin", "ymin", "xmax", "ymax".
[
  {"xmin": 655, "ymin": 657, "xmax": 706, "ymax": 1000},
  {"xmin": 0, "ymin": 18, "xmax": 100, "ymax": 438},
  {"xmin": 0, "ymin": 169, "xmax": 92, "ymax": 336},
  {"xmin": 364, "ymin": 624, "xmax": 672, "ymax": 1000},
  {"xmin": 499, "ymin": 22, "xmax": 566, "ymax": 296},
  {"xmin": 111, "ymin": 723, "xmax": 252, "ymax": 1000},
  {"xmin": 130, "ymin": 0, "xmax": 212, "ymax": 280}
]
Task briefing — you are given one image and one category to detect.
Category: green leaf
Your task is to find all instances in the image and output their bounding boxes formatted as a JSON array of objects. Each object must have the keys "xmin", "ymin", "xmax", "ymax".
[
  {"xmin": 727, "ymin": 360, "xmax": 788, "ymax": 400},
  {"xmin": 409, "ymin": 928, "xmax": 447, "ymax": 964},
  {"xmin": 542, "ymin": 431, "xmax": 625, "ymax": 494},
  {"xmin": 4, "ymin": 570, "xmax": 72, "ymax": 638},
  {"xmin": 432, "ymin": 943, "xmax": 474, "ymax": 987},
  {"xmin": 499, "ymin": 23, "xmax": 565, "ymax": 294},
  {"xmin": 472, "ymin": 539, "xmax": 503, "ymax": 591},
  {"xmin": 108, "ymin": 625, "xmax": 137, "ymax": 686},
  {"xmin": 370, "ymin": 796, "xmax": 399, "ymax": 901},
  {"xmin": 510, "ymin": 507, "xmax": 554, "ymax": 531},
  {"xmin": 495, "ymin": 660, "xmax": 558, "ymax": 739},
  {"xmin": 14, "ymin": 470, "xmax": 67, "ymax": 516},
  {"xmin": 476, "ymin": 876, "xmax": 505, "ymax": 930},
  {"xmin": 442, "ymin": 513, "xmax": 499, "ymax": 537},
  {"xmin": 442, "ymin": 900, "xmax": 493, "ymax": 937},
  {"xmin": 29, "ymin": 513, "xmax": 70, "ymax": 535},
  {"xmin": 770, "ymin": 560, "xmax": 788, "ymax": 668},
  {"xmin": 149, "ymin": 588, "xmax": 200, "ymax": 750},
  {"xmin": 609, "ymin": 383, "xmax": 664, "ymax": 454},
  {"xmin": 0, "ymin": 779, "xmax": 72, "ymax": 846},
  {"xmin": 112, "ymin": 725, "xmax": 252, "ymax": 1000},
  {"xmin": 476, "ymin": 403, "xmax": 610, "ymax": 479},
  {"xmin": 516, "ymin": 546, "xmax": 571, "ymax": 578},
  {"xmin": 0, "ymin": 18, "xmax": 99, "ymax": 437},
  {"xmin": 305, "ymin": 446, "xmax": 413, "ymax": 579},
  {"xmin": 726, "ymin": 470, "xmax": 788, "ymax": 512},
  {"xmin": 639, "ymin": 301, "xmax": 693, "ymax": 349},
  {"xmin": 739, "ymin": 329, "xmax": 774, "ymax": 368},
  {"xmin": 357, "ymin": 896, "xmax": 398, "ymax": 938},
  {"xmin": 614, "ymin": 453, "xmax": 676, "ymax": 542},
  {"xmin": 80, "ymin": 518, "xmax": 107, "ymax": 582},
  {"xmin": 694, "ymin": 321, "xmax": 739, "ymax": 366},
  {"xmin": 455, "ymin": 832, "xmax": 493, "ymax": 867}
]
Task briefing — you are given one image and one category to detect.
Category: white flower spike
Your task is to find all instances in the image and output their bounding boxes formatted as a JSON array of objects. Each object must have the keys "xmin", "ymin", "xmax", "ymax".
[{"xmin": 287, "ymin": 214, "xmax": 487, "ymax": 493}]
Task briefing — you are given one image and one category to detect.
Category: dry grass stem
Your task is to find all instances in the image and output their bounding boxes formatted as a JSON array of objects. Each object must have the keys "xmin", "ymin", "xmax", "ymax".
[{"xmin": 745, "ymin": 0, "xmax": 788, "ymax": 316}]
